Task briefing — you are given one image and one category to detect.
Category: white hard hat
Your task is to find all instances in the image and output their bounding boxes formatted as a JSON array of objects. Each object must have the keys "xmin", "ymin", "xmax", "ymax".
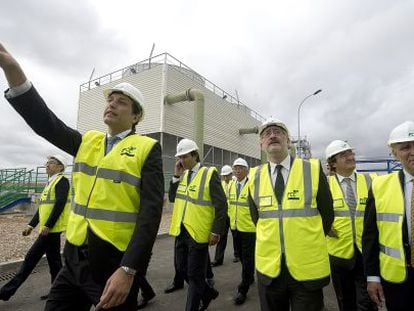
[
  {"xmin": 325, "ymin": 140, "xmax": 353, "ymax": 160},
  {"xmin": 388, "ymin": 121, "xmax": 414, "ymax": 145},
  {"xmin": 175, "ymin": 138, "xmax": 199, "ymax": 157},
  {"xmin": 232, "ymin": 158, "xmax": 248, "ymax": 168},
  {"xmin": 103, "ymin": 82, "xmax": 145, "ymax": 119},
  {"xmin": 259, "ymin": 117, "xmax": 289, "ymax": 135},
  {"xmin": 48, "ymin": 155, "xmax": 66, "ymax": 170},
  {"xmin": 220, "ymin": 165, "xmax": 233, "ymax": 176}
]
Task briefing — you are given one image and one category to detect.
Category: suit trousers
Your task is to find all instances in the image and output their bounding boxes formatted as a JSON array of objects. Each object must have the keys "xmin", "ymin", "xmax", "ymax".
[
  {"xmin": 175, "ymin": 226, "xmax": 212, "ymax": 311},
  {"xmin": 330, "ymin": 249, "xmax": 377, "ymax": 311},
  {"xmin": 236, "ymin": 231, "xmax": 256, "ymax": 295},
  {"xmin": 257, "ymin": 256, "xmax": 324, "ymax": 311},
  {"xmin": 214, "ymin": 215, "xmax": 238, "ymax": 263},
  {"xmin": 0, "ymin": 232, "xmax": 62, "ymax": 299},
  {"xmin": 382, "ymin": 266, "xmax": 414, "ymax": 311},
  {"xmin": 44, "ymin": 244, "xmax": 139, "ymax": 311}
]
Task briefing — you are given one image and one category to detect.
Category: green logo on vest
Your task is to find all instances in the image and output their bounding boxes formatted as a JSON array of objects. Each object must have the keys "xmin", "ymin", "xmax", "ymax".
[
  {"xmin": 359, "ymin": 197, "xmax": 367, "ymax": 205},
  {"xmin": 287, "ymin": 190, "xmax": 300, "ymax": 200},
  {"xmin": 120, "ymin": 146, "xmax": 137, "ymax": 157}
]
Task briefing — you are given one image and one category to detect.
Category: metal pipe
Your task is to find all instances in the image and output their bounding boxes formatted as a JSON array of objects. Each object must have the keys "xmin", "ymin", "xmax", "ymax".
[
  {"xmin": 238, "ymin": 127, "xmax": 258, "ymax": 135},
  {"xmin": 164, "ymin": 88, "xmax": 205, "ymax": 157}
]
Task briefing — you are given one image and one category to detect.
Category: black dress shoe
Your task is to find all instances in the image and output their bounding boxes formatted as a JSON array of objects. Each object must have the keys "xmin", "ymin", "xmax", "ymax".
[
  {"xmin": 234, "ymin": 292, "xmax": 246, "ymax": 305},
  {"xmin": 0, "ymin": 290, "xmax": 11, "ymax": 301},
  {"xmin": 164, "ymin": 283, "xmax": 184, "ymax": 294},
  {"xmin": 40, "ymin": 294, "xmax": 49, "ymax": 301},
  {"xmin": 137, "ymin": 292, "xmax": 155, "ymax": 309},
  {"xmin": 199, "ymin": 287, "xmax": 219, "ymax": 310},
  {"xmin": 210, "ymin": 261, "xmax": 223, "ymax": 267}
]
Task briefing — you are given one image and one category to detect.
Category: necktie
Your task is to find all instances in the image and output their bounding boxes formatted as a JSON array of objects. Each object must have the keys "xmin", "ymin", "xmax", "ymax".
[
  {"xmin": 410, "ymin": 180, "xmax": 414, "ymax": 267},
  {"xmin": 274, "ymin": 165, "xmax": 285, "ymax": 205},
  {"xmin": 344, "ymin": 178, "xmax": 357, "ymax": 212},
  {"xmin": 106, "ymin": 136, "xmax": 121, "ymax": 154},
  {"xmin": 187, "ymin": 170, "xmax": 193, "ymax": 185},
  {"xmin": 236, "ymin": 182, "xmax": 242, "ymax": 198}
]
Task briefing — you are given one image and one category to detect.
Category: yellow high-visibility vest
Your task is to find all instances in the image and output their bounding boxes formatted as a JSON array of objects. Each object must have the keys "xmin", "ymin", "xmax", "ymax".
[
  {"xmin": 372, "ymin": 172, "xmax": 407, "ymax": 283},
  {"xmin": 38, "ymin": 173, "xmax": 70, "ymax": 233},
  {"xmin": 228, "ymin": 179, "xmax": 255, "ymax": 232},
  {"xmin": 66, "ymin": 130, "xmax": 156, "ymax": 251},
  {"xmin": 169, "ymin": 167, "xmax": 216, "ymax": 243},
  {"xmin": 249, "ymin": 159, "xmax": 330, "ymax": 281},
  {"xmin": 327, "ymin": 173, "xmax": 374, "ymax": 258}
]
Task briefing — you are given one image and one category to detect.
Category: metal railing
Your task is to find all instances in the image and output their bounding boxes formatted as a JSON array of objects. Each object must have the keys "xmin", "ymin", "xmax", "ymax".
[{"xmin": 79, "ymin": 52, "xmax": 264, "ymax": 122}]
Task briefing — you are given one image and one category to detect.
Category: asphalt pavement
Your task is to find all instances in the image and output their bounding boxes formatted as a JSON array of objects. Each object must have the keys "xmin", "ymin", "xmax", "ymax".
[{"xmin": 0, "ymin": 234, "xmax": 339, "ymax": 311}]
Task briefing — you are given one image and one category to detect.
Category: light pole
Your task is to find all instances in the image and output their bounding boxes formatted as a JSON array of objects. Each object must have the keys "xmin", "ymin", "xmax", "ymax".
[{"xmin": 297, "ymin": 89, "xmax": 322, "ymax": 158}]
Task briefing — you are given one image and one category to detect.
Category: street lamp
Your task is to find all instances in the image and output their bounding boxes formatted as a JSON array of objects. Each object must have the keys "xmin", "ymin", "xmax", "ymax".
[{"xmin": 297, "ymin": 89, "xmax": 322, "ymax": 158}]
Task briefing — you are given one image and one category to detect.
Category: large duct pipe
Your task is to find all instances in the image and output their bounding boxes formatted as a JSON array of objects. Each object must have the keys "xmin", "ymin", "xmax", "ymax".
[
  {"xmin": 238, "ymin": 127, "xmax": 258, "ymax": 135},
  {"xmin": 164, "ymin": 88, "xmax": 205, "ymax": 157},
  {"xmin": 238, "ymin": 126, "xmax": 267, "ymax": 163}
]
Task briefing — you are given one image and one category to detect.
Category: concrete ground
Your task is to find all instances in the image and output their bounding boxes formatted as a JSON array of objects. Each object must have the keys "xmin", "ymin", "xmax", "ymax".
[{"xmin": 0, "ymin": 234, "xmax": 339, "ymax": 311}]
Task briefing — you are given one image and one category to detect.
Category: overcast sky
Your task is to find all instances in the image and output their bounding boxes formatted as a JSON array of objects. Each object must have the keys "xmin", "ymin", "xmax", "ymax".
[{"xmin": 1, "ymin": 0, "xmax": 413, "ymax": 169}]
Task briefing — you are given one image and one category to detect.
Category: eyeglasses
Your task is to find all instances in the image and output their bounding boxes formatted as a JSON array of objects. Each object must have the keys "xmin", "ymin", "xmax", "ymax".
[{"xmin": 261, "ymin": 127, "xmax": 286, "ymax": 138}]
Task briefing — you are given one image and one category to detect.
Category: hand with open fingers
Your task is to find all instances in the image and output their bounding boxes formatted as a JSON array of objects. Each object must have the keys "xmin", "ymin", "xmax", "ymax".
[
  {"xmin": 95, "ymin": 267, "xmax": 134, "ymax": 310},
  {"xmin": 367, "ymin": 281, "xmax": 385, "ymax": 308},
  {"xmin": 209, "ymin": 233, "xmax": 220, "ymax": 246},
  {"xmin": 22, "ymin": 227, "xmax": 32, "ymax": 236}
]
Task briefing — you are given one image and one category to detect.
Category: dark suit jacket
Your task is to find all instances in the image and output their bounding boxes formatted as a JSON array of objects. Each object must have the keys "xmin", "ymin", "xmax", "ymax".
[
  {"xmin": 7, "ymin": 85, "xmax": 164, "ymax": 277},
  {"xmin": 248, "ymin": 158, "xmax": 334, "ymax": 289},
  {"xmin": 168, "ymin": 165, "xmax": 227, "ymax": 236},
  {"xmin": 362, "ymin": 170, "xmax": 410, "ymax": 278},
  {"xmin": 28, "ymin": 176, "xmax": 70, "ymax": 230}
]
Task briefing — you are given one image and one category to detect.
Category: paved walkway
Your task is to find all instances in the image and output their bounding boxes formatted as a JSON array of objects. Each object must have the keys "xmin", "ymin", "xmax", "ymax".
[{"xmin": 0, "ymin": 232, "xmax": 339, "ymax": 311}]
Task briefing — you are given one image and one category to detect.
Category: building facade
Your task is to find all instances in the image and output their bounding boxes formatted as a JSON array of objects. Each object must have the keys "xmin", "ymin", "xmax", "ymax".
[{"xmin": 77, "ymin": 53, "xmax": 263, "ymax": 183}]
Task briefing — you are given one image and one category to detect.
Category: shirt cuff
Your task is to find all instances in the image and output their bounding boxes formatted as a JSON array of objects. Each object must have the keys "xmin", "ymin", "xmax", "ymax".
[
  {"xmin": 367, "ymin": 276, "xmax": 381, "ymax": 283},
  {"xmin": 172, "ymin": 176, "xmax": 181, "ymax": 183},
  {"xmin": 5, "ymin": 80, "xmax": 32, "ymax": 99}
]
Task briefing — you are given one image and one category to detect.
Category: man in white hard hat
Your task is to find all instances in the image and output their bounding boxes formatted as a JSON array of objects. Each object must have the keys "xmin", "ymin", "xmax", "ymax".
[
  {"xmin": 169, "ymin": 138, "xmax": 227, "ymax": 311},
  {"xmin": 325, "ymin": 140, "xmax": 377, "ymax": 311},
  {"xmin": 0, "ymin": 155, "xmax": 70, "ymax": 302},
  {"xmin": 248, "ymin": 117, "xmax": 334, "ymax": 311},
  {"xmin": 211, "ymin": 165, "xmax": 240, "ymax": 267},
  {"xmin": 0, "ymin": 44, "xmax": 163, "ymax": 310},
  {"xmin": 228, "ymin": 157, "xmax": 255, "ymax": 305},
  {"xmin": 363, "ymin": 121, "xmax": 414, "ymax": 310}
]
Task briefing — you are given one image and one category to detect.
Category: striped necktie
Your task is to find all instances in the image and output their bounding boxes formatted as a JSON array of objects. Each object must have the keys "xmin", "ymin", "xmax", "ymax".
[
  {"xmin": 106, "ymin": 136, "xmax": 121, "ymax": 154},
  {"xmin": 344, "ymin": 177, "xmax": 357, "ymax": 210}
]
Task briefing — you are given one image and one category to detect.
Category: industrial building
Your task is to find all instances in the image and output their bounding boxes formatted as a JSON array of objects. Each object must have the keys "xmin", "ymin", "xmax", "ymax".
[{"xmin": 77, "ymin": 53, "xmax": 264, "ymax": 177}]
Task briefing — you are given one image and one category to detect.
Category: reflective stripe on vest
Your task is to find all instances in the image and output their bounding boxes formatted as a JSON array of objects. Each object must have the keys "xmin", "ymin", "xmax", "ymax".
[
  {"xmin": 250, "ymin": 158, "xmax": 330, "ymax": 281},
  {"xmin": 327, "ymin": 173, "xmax": 372, "ymax": 258},
  {"xmin": 228, "ymin": 179, "xmax": 255, "ymax": 232},
  {"xmin": 169, "ymin": 166, "xmax": 216, "ymax": 243},
  {"xmin": 66, "ymin": 130, "xmax": 155, "ymax": 251},
  {"xmin": 372, "ymin": 172, "xmax": 407, "ymax": 283},
  {"xmin": 38, "ymin": 173, "xmax": 70, "ymax": 233}
]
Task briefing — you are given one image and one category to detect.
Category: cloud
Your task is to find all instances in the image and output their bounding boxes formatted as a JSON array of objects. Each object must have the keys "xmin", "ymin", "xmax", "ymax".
[{"xmin": 0, "ymin": 0, "xmax": 413, "ymax": 170}]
